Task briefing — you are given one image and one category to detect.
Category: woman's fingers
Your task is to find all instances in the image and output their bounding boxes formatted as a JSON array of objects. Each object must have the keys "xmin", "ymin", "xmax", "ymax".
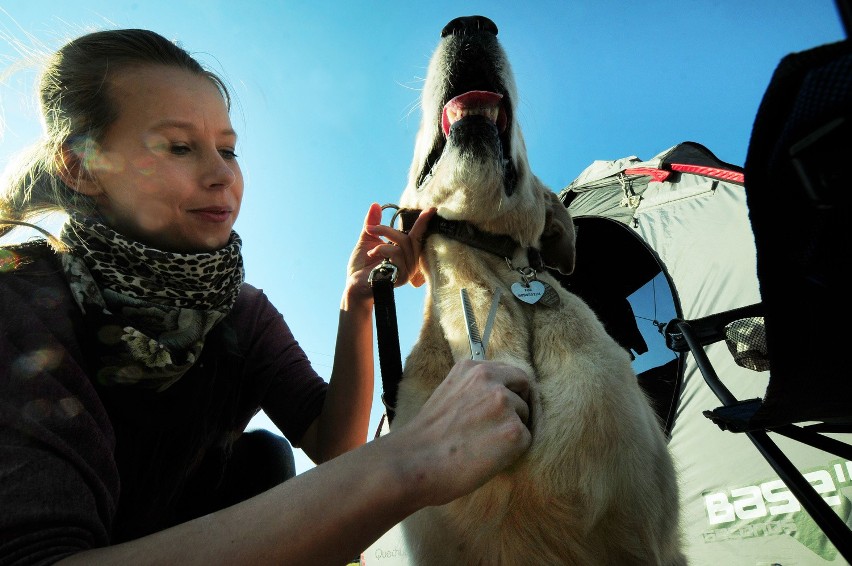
[
  {"xmin": 364, "ymin": 202, "xmax": 384, "ymax": 229},
  {"xmin": 365, "ymin": 207, "xmax": 436, "ymax": 287},
  {"xmin": 406, "ymin": 207, "xmax": 436, "ymax": 247},
  {"xmin": 405, "ymin": 208, "xmax": 435, "ymax": 288},
  {"xmin": 456, "ymin": 360, "xmax": 531, "ymax": 426}
]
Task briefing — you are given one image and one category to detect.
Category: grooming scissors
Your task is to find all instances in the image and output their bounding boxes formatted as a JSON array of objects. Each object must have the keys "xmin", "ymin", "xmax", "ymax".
[{"xmin": 460, "ymin": 287, "xmax": 501, "ymax": 360}]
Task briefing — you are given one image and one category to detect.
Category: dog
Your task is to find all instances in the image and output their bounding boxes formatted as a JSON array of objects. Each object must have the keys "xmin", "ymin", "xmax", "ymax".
[{"xmin": 389, "ymin": 15, "xmax": 686, "ymax": 565}]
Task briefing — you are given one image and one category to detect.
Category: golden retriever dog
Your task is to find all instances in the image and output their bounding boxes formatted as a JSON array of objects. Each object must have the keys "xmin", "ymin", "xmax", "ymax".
[{"xmin": 390, "ymin": 15, "xmax": 685, "ymax": 565}]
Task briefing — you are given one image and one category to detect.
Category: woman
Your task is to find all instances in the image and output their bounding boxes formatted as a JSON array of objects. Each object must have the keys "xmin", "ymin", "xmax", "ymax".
[{"xmin": 0, "ymin": 29, "xmax": 531, "ymax": 564}]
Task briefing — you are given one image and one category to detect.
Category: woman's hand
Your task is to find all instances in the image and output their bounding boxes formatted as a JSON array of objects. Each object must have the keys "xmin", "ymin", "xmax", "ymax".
[
  {"xmin": 344, "ymin": 202, "xmax": 436, "ymax": 306},
  {"xmin": 389, "ymin": 359, "xmax": 532, "ymax": 508}
]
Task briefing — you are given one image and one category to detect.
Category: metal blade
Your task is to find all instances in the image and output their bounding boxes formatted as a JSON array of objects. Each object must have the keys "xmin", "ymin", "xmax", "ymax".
[
  {"xmin": 460, "ymin": 288, "xmax": 485, "ymax": 360},
  {"xmin": 480, "ymin": 287, "xmax": 501, "ymax": 354}
]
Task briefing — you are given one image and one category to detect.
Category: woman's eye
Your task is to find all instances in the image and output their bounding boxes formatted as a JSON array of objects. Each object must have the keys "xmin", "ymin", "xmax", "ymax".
[
  {"xmin": 170, "ymin": 144, "xmax": 191, "ymax": 155},
  {"xmin": 220, "ymin": 149, "xmax": 238, "ymax": 160}
]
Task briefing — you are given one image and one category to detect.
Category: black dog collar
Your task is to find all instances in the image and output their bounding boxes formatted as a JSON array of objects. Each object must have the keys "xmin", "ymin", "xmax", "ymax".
[{"xmin": 397, "ymin": 208, "xmax": 543, "ymax": 270}]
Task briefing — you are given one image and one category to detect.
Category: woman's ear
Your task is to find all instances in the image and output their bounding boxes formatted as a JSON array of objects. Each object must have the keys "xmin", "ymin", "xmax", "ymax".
[{"xmin": 57, "ymin": 143, "xmax": 101, "ymax": 196}]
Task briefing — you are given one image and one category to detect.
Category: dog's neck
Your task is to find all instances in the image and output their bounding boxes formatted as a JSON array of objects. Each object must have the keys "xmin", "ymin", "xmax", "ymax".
[{"xmin": 398, "ymin": 208, "xmax": 544, "ymax": 270}]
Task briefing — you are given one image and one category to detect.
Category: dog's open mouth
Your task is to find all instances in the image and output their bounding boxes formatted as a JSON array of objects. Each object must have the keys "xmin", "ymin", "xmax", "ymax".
[
  {"xmin": 417, "ymin": 88, "xmax": 515, "ymax": 192},
  {"xmin": 413, "ymin": 17, "xmax": 519, "ymax": 195},
  {"xmin": 441, "ymin": 91, "xmax": 507, "ymax": 137}
]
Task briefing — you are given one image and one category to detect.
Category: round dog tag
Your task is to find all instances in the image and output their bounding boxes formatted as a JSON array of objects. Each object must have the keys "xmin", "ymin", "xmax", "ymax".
[{"xmin": 511, "ymin": 280, "xmax": 545, "ymax": 304}]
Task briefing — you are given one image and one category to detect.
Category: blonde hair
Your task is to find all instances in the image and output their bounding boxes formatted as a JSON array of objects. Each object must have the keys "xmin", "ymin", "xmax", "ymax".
[{"xmin": 0, "ymin": 29, "xmax": 231, "ymax": 244}]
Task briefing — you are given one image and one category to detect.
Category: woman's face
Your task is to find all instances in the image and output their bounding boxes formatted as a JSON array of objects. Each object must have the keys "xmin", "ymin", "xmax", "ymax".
[{"xmin": 82, "ymin": 65, "xmax": 243, "ymax": 253}]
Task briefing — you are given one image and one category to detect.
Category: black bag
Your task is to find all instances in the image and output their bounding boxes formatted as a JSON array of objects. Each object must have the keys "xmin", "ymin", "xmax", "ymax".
[{"xmin": 743, "ymin": 38, "xmax": 851, "ymax": 428}]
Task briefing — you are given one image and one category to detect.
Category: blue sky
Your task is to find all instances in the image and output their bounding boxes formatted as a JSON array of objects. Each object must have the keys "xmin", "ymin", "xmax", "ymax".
[{"xmin": 0, "ymin": 1, "xmax": 845, "ymax": 474}]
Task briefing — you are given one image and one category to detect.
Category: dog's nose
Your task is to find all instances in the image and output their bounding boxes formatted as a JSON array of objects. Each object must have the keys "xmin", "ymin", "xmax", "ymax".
[{"xmin": 441, "ymin": 15, "xmax": 498, "ymax": 38}]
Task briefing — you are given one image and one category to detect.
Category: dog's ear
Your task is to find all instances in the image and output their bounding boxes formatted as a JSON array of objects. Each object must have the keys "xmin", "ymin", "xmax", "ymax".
[{"xmin": 539, "ymin": 190, "xmax": 576, "ymax": 275}]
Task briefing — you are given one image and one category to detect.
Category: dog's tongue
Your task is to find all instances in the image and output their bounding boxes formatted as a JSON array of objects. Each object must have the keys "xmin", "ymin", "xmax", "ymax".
[{"xmin": 442, "ymin": 90, "xmax": 505, "ymax": 137}]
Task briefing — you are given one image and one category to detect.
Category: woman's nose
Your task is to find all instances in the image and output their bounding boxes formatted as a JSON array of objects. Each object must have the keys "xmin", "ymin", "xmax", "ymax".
[{"xmin": 203, "ymin": 152, "xmax": 237, "ymax": 189}]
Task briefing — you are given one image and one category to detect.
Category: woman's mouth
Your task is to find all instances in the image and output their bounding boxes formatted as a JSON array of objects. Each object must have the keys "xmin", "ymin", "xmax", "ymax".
[{"xmin": 190, "ymin": 207, "xmax": 232, "ymax": 223}]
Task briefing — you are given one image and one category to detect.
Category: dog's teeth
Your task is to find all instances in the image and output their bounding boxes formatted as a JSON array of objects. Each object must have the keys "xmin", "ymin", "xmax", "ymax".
[
  {"xmin": 455, "ymin": 107, "xmax": 498, "ymax": 123},
  {"xmin": 444, "ymin": 106, "xmax": 501, "ymax": 133},
  {"xmin": 442, "ymin": 91, "xmax": 504, "ymax": 137}
]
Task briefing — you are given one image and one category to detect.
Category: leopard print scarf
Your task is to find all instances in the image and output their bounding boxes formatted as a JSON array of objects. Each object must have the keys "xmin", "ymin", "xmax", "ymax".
[{"xmin": 59, "ymin": 213, "xmax": 245, "ymax": 391}]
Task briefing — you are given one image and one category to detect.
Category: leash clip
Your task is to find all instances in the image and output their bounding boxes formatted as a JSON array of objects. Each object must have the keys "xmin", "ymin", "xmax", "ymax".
[
  {"xmin": 369, "ymin": 258, "xmax": 399, "ymax": 287},
  {"xmin": 505, "ymin": 257, "xmax": 538, "ymax": 287}
]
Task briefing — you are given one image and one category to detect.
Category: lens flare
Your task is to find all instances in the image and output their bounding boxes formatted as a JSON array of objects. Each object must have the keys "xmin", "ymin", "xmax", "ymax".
[
  {"xmin": 0, "ymin": 248, "xmax": 21, "ymax": 272},
  {"xmin": 70, "ymin": 135, "xmax": 125, "ymax": 173}
]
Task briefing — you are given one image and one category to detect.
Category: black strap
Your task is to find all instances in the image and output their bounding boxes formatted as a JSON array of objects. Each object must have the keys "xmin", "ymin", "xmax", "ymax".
[
  {"xmin": 400, "ymin": 209, "xmax": 530, "ymax": 262},
  {"xmin": 369, "ymin": 260, "xmax": 401, "ymax": 423}
]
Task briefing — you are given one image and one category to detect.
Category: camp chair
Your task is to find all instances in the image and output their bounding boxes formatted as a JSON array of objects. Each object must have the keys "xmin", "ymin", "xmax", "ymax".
[{"xmin": 663, "ymin": 11, "xmax": 852, "ymax": 560}]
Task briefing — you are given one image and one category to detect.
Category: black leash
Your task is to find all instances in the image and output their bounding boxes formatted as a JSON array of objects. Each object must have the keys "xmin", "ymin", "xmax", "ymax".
[{"xmin": 369, "ymin": 258, "xmax": 401, "ymax": 425}]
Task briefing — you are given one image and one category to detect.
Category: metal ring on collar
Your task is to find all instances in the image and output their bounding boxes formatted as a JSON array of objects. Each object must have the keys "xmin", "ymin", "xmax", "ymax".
[{"xmin": 380, "ymin": 203, "xmax": 402, "ymax": 230}]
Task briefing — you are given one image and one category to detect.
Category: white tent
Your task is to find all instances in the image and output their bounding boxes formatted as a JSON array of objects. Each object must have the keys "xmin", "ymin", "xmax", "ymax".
[{"xmin": 559, "ymin": 141, "xmax": 850, "ymax": 564}]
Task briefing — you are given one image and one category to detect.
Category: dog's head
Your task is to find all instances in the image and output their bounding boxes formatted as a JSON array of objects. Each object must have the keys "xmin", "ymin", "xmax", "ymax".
[{"xmin": 400, "ymin": 15, "xmax": 574, "ymax": 273}]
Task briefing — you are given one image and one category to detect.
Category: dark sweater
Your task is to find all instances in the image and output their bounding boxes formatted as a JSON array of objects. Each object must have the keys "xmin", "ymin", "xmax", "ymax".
[{"xmin": 0, "ymin": 241, "xmax": 327, "ymax": 564}]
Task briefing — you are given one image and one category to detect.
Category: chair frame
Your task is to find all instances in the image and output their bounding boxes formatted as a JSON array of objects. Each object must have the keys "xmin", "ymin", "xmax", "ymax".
[{"xmin": 665, "ymin": 307, "xmax": 852, "ymax": 561}]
